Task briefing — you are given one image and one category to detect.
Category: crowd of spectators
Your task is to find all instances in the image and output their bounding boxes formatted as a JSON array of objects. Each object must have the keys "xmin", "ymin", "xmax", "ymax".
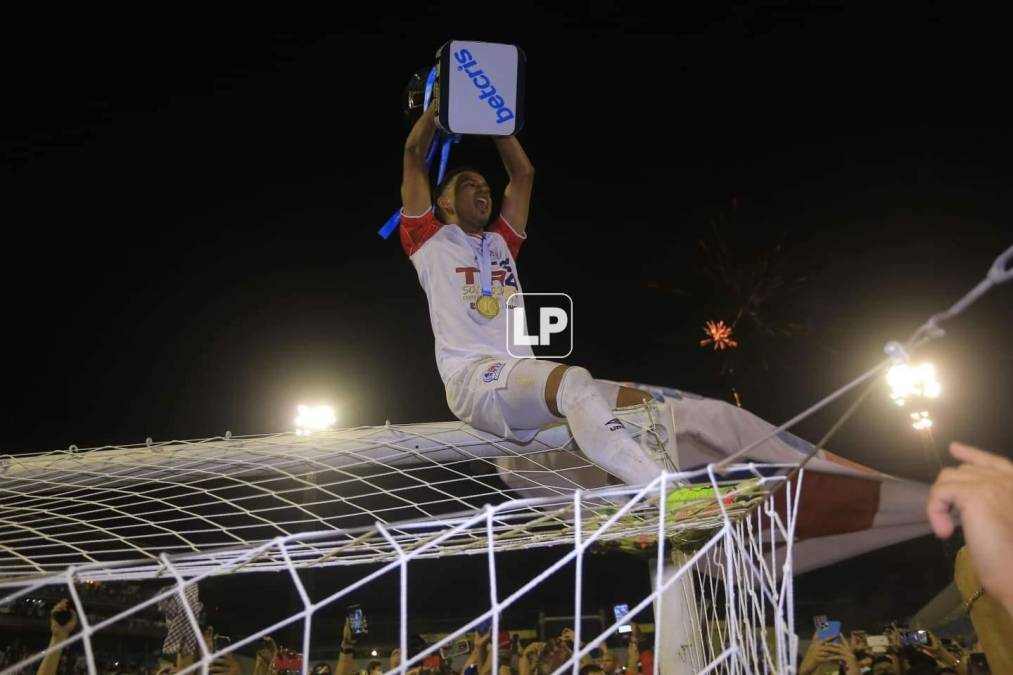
[
  {"xmin": 7, "ymin": 597, "xmax": 1004, "ymax": 675},
  {"xmin": 5, "ymin": 603, "xmax": 651, "ymax": 675},
  {"xmin": 799, "ymin": 624, "xmax": 987, "ymax": 674}
]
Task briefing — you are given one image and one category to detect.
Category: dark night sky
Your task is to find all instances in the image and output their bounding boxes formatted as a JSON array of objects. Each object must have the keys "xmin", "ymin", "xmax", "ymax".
[{"xmin": 3, "ymin": 2, "xmax": 1011, "ymax": 636}]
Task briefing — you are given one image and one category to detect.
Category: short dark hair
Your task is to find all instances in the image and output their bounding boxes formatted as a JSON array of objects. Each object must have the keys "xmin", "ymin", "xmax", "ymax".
[
  {"xmin": 578, "ymin": 666, "xmax": 604, "ymax": 675},
  {"xmin": 433, "ymin": 166, "xmax": 484, "ymax": 222},
  {"xmin": 367, "ymin": 661, "xmax": 382, "ymax": 672}
]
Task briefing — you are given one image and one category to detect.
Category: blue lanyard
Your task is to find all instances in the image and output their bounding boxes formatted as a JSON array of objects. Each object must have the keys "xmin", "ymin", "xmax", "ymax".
[{"xmin": 422, "ymin": 64, "xmax": 436, "ymax": 113}]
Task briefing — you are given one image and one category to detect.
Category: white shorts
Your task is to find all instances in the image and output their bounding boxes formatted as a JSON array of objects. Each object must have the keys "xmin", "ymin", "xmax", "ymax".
[{"xmin": 445, "ymin": 357, "xmax": 565, "ymax": 442}]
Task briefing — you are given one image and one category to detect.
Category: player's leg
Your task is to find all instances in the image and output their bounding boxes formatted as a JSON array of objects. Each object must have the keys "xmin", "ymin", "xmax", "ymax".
[
  {"xmin": 669, "ymin": 392, "xmax": 824, "ymax": 465},
  {"xmin": 545, "ymin": 368, "xmax": 653, "ymax": 414},
  {"xmin": 543, "ymin": 364, "xmax": 660, "ymax": 485},
  {"xmin": 446, "ymin": 358, "xmax": 561, "ymax": 442},
  {"xmin": 448, "ymin": 358, "xmax": 661, "ymax": 485}
]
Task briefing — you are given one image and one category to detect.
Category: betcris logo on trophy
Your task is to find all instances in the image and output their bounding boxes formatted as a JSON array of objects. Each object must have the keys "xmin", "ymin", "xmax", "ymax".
[
  {"xmin": 436, "ymin": 40, "xmax": 526, "ymax": 136},
  {"xmin": 454, "ymin": 49, "xmax": 515, "ymax": 125}
]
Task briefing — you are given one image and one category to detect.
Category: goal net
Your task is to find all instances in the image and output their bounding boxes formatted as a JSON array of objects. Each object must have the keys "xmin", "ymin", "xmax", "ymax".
[{"xmin": 0, "ymin": 399, "xmax": 803, "ymax": 674}]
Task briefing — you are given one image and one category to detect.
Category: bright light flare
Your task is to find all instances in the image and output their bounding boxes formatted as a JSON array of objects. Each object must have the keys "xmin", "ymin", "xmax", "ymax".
[
  {"xmin": 887, "ymin": 362, "xmax": 941, "ymax": 406},
  {"xmin": 294, "ymin": 404, "xmax": 336, "ymax": 436},
  {"xmin": 910, "ymin": 411, "xmax": 933, "ymax": 431}
]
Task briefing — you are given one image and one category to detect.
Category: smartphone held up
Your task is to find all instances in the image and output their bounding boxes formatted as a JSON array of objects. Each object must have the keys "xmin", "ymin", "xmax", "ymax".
[{"xmin": 347, "ymin": 604, "xmax": 368, "ymax": 637}]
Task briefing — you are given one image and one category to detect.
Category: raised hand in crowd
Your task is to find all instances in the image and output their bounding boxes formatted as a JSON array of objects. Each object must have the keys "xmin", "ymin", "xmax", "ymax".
[
  {"xmin": 49, "ymin": 600, "xmax": 77, "ymax": 644},
  {"xmin": 557, "ymin": 628, "xmax": 585, "ymax": 668},
  {"xmin": 36, "ymin": 600, "xmax": 78, "ymax": 675},
  {"xmin": 798, "ymin": 634, "xmax": 827, "ymax": 675},
  {"xmin": 626, "ymin": 624, "xmax": 640, "ymax": 673},
  {"xmin": 912, "ymin": 630, "xmax": 962, "ymax": 672},
  {"xmin": 592, "ymin": 643, "xmax": 614, "ymax": 673},
  {"xmin": 337, "ymin": 618, "xmax": 357, "ymax": 675},
  {"xmin": 519, "ymin": 641, "xmax": 545, "ymax": 675},
  {"xmin": 254, "ymin": 637, "xmax": 278, "ymax": 675},
  {"xmin": 928, "ymin": 442, "xmax": 1013, "ymax": 619},
  {"xmin": 559, "ymin": 628, "xmax": 575, "ymax": 647},
  {"xmin": 537, "ymin": 638, "xmax": 572, "ymax": 675},
  {"xmin": 464, "ymin": 627, "xmax": 491, "ymax": 674},
  {"xmin": 821, "ymin": 639, "xmax": 860, "ymax": 675},
  {"xmin": 480, "ymin": 631, "xmax": 497, "ymax": 675},
  {"xmin": 799, "ymin": 632, "xmax": 860, "ymax": 675}
]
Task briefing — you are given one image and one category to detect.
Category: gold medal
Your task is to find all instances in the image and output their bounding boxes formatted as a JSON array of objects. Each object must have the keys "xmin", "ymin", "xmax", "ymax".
[{"xmin": 476, "ymin": 294, "xmax": 500, "ymax": 319}]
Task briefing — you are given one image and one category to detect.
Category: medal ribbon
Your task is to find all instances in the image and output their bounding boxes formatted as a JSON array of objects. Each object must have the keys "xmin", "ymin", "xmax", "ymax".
[
  {"xmin": 378, "ymin": 67, "xmax": 461, "ymax": 239},
  {"xmin": 477, "ymin": 234, "xmax": 494, "ymax": 299}
]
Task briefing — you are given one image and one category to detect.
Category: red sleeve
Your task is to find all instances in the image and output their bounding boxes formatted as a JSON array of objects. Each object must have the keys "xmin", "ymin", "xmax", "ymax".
[
  {"xmin": 487, "ymin": 215, "xmax": 527, "ymax": 259},
  {"xmin": 399, "ymin": 207, "xmax": 442, "ymax": 256}
]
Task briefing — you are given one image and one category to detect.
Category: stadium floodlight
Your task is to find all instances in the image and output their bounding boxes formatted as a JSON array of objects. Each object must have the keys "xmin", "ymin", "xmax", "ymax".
[
  {"xmin": 294, "ymin": 404, "xmax": 336, "ymax": 436},
  {"xmin": 910, "ymin": 410, "xmax": 933, "ymax": 431},
  {"xmin": 887, "ymin": 362, "xmax": 941, "ymax": 407}
]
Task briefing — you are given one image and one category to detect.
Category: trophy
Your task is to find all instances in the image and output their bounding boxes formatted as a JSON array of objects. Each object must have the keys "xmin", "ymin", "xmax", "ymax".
[
  {"xmin": 381, "ymin": 40, "xmax": 526, "ymax": 239},
  {"xmin": 401, "ymin": 40, "xmax": 526, "ymax": 136},
  {"xmin": 402, "ymin": 66, "xmax": 435, "ymax": 125}
]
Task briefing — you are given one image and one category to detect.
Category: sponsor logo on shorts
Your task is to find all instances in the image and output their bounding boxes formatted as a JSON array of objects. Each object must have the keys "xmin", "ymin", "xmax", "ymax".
[
  {"xmin": 482, "ymin": 362, "xmax": 505, "ymax": 383},
  {"xmin": 605, "ymin": 417, "xmax": 625, "ymax": 432}
]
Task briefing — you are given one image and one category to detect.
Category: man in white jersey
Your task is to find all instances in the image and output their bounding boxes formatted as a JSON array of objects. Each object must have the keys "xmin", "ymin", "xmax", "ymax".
[{"xmin": 398, "ymin": 104, "xmax": 661, "ymax": 486}]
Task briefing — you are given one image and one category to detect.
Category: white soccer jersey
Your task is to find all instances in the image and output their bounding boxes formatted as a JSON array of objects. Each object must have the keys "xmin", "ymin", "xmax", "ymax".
[{"xmin": 400, "ymin": 207, "xmax": 532, "ymax": 384}]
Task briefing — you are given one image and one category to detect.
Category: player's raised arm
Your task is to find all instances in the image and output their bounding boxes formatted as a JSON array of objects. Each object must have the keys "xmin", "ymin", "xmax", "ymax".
[
  {"xmin": 493, "ymin": 136, "xmax": 535, "ymax": 233},
  {"xmin": 401, "ymin": 103, "xmax": 439, "ymax": 216}
]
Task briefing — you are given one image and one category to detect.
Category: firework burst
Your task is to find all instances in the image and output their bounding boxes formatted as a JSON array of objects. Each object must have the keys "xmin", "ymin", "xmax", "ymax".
[{"xmin": 700, "ymin": 320, "xmax": 738, "ymax": 350}]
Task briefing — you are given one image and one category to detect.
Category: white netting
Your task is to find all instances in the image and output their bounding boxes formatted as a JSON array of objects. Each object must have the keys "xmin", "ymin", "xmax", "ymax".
[
  {"xmin": 0, "ymin": 407, "xmax": 681, "ymax": 580},
  {"xmin": 0, "ymin": 464, "xmax": 803, "ymax": 675}
]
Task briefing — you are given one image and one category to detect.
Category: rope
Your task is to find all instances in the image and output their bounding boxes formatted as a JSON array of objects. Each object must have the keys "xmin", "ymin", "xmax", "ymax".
[{"xmin": 716, "ymin": 242, "xmax": 1013, "ymax": 470}]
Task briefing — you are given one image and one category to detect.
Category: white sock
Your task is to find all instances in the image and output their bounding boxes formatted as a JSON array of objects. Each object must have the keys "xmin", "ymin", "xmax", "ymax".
[
  {"xmin": 593, "ymin": 379, "xmax": 620, "ymax": 407},
  {"xmin": 557, "ymin": 367, "xmax": 660, "ymax": 484}
]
